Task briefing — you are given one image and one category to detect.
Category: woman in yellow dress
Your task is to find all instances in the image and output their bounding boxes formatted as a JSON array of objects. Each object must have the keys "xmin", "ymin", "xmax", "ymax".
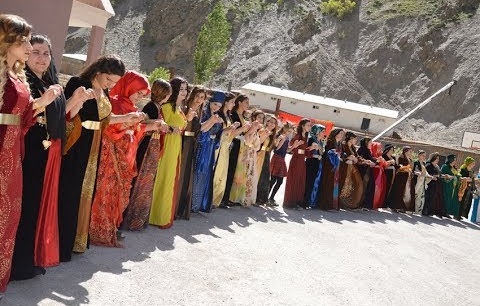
[
  {"xmin": 149, "ymin": 77, "xmax": 187, "ymax": 229},
  {"xmin": 212, "ymin": 93, "xmax": 241, "ymax": 208}
]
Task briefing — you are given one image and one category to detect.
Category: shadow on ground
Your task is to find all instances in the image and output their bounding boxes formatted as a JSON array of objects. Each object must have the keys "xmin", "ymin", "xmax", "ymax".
[{"xmin": 4, "ymin": 205, "xmax": 479, "ymax": 305}]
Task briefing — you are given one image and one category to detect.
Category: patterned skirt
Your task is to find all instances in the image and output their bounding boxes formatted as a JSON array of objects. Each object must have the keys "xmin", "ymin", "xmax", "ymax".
[{"xmin": 270, "ymin": 154, "xmax": 287, "ymax": 177}]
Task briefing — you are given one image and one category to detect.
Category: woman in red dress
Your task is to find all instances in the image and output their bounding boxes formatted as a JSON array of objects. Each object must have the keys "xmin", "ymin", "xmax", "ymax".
[
  {"xmin": 370, "ymin": 142, "xmax": 388, "ymax": 209},
  {"xmin": 283, "ymin": 118, "xmax": 313, "ymax": 209},
  {"xmin": 89, "ymin": 71, "xmax": 162, "ymax": 247},
  {"xmin": 0, "ymin": 14, "xmax": 60, "ymax": 298}
]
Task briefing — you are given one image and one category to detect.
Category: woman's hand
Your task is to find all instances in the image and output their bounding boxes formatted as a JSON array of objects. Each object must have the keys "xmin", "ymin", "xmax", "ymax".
[
  {"xmin": 186, "ymin": 108, "xmax": 197, "ymax": 122},
  {"xmin": 35, "ymin": 84, "xmax": 63, "ymax": 108}
]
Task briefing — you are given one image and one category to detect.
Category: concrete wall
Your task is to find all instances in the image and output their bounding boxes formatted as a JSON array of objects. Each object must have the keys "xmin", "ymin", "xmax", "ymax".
[
  {"xmin": 243, "ymin": 89, "xmax": 396, "ymax": 135},
  {"xmin": 1, "ymin": 0, "xmax": 74, "ymax": 67}
]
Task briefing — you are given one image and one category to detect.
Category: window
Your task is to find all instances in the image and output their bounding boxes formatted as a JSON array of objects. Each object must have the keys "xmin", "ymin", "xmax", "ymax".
[
  {"xmin": 313, "ymin": 105, "xmax": 319, "ymax": 109},
  {"xmin": 290, "ymin": 101, "xmax": 297, "ymax": 105},
  {"xmin": 360, "ymin": 118, "xmax": 371, "ymax": 130},
  {"xmin": 333, "ymin": 109, "xmax": 340, "ymax": 113}
]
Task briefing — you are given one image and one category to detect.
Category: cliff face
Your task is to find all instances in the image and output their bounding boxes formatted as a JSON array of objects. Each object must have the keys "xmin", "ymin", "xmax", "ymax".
[{"xmin": 65, "ymin": 0, "xmax": 480, "ymax": 147}]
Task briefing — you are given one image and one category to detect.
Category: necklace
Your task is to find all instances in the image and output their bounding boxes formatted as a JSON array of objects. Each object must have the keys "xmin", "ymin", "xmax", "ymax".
[{"xmin": 39, "ymin": 80, "xmax": 52, "ymax": 150}]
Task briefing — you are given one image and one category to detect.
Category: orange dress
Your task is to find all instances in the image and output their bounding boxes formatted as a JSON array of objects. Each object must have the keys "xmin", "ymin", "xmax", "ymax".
[{"xmin": 89, "ymin": 72, "xmax": 149, "ymax": 247}]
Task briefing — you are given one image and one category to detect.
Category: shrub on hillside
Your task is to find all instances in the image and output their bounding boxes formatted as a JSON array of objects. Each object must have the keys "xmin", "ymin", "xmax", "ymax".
[
  {"xmin": 320, "ymin": 0, "xmax": 356, "ymax": 19},
  {"xmin": 148, "ymin": 67, "xmax": 170, "ymax": 85}
]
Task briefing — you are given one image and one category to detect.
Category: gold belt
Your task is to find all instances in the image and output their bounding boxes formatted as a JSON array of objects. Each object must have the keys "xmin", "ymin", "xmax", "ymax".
[
  {"xmin": 184, "ymin": 131, "xmax": 195, "ymax": 137},
  {"xmin": 297, "ymin": 149, "xmax": 305, "ymax": 155},
  {"xmin": 81, "ymin": 120, "xmax": 101, "ymax": 130},
  {"xmin": 152, "ymin": 132, "xmax": 161, "ymax": 139},
  {"xmin": 0, "ymin": 113, "xmax": 20, "ymax": 125}
]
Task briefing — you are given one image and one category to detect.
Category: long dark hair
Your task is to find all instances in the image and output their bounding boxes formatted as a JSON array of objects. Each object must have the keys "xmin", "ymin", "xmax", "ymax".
[
  {"xmin": 79, "ymin": 54, "xmax": 125, "ymax": 82},
  {"xmin": 326, "ymin": 128, "xmax": 344, "ymax": 150},
  {"xmin": 296, "ymin": 118, "xmax": 310, "ymax": 138},
  {"xmin": 167, "ymin": 76, "xmax": 188, "ymax": 112},
  {"xmin": 233, "ymin": 94, "xmax": 248, "ymax": 113},
  {"xmin": 218, "ymin": 91, "xmax": 235, "ymax": 124}
]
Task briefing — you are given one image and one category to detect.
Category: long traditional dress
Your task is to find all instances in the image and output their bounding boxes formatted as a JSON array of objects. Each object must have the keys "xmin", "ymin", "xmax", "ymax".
[
  {"xmin": 413, "ymin": 160, "xmax": 430, "ymax": 214},
  {"xmin": 318, "ymin": 140, "xmax": 342, "ymax": 210},
  {"xmin": 357, "ymin": 144, "xmax": 376, "ymax": 209},
  {"xmin": 458, "ymin": 168, "xmax": 475, "ymax": 219},
  {"xmin": 229, "ymin": 116, "xmax": 250, "ymax": 205},
  {"xmin": 390, "ymin": 156, "xmax": 413, "ymax": 211},
  {"xmin": 256, "ymin": 137, "xmax": 274, "ymax": 204},
  {"xmin": 149, "ymin": 104, "xmax": 186, "ymax": 228},
  {"xmin": 244, "ymin": 132, "xmax": 261, "ymax": 206},
  {"xmin": 382, "ymin": 154, "xmax": 397, "ymax": 208},
  {"xmin": 191, "ymin": 109, "xmax": 222, "ymax": 212},
  {"xmin": 339, "ymin": 144, "xmax": 364, "ymax": 209},
  {"xmin": 89, "ymin": 73, "xmax": 148, "ymax": 247},
  {"xmin": 372, "ymin": 165, "xmax": 387, "ymax": 209},
  {"xmin": 223, "ymin": 111, "xmax": 243, "ymax": 204},
  {"xmin": 441, "ymin": 164, "xmax": 460, "ymax": 216},
  {"xmin": 58, "ymin": 77, "xmax": 111, "ymax": 261},
  {"xmin": 469, "ymin": 174, "xmax": 480, "ymax": 222},
  {"xmin": 11, "ymin": 67, "xmax": 65, "ymax": 280},
  {"xmin": 304, "ymin": 137, "xmax": 321, "ymax": 206},
  {"xmin": 0, "ymin": 75, "xmax": 33, "ymax": 293},
  {"xmin": 423, "ymin": 163, "xmax": 445, "ymax": 216},
  {"xmin": 123, "ymin": 102, "xmax": 164, "ymax": 230},
  {"xmin": 176, "ymin": 115, "xmax": 200, "ymax": 219},
  {"xmin": 212, "ymin": 116, "xmax": 234, "ymax": 207},
  {"xmin": 283, "ymin": 134, "xmax": 308, "ymax": 208}
]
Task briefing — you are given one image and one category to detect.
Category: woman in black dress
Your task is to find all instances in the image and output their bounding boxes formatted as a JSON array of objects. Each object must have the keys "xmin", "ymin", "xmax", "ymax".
[
  {"xmin": 58, "ymin": 55, "xmax": 132, "ymax": 261},
  {"xmin": 11, "ymin": 34, "xmax": 91, "ymax": 279}
]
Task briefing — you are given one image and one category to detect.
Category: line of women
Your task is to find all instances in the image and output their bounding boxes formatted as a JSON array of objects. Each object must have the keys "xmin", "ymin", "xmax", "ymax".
[
  {"xmin": 1, "ymin": 13, "xmax": 479, "ymax": 301},
  {"xmin": 282, "ymin": 125, "xmax": 479, "ymax": 222}
]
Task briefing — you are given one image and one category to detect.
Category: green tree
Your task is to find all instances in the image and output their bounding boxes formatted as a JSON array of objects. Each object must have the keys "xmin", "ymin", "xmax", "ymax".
[
  {"xmin": 194, "ymin": 2, "xmax": 232, "ymax": 84},
  {"xmin": 320, "ymin": 0, "xmax": 356, "ymax": 19},
  {"xmin": 148, "ymin": 67, "xmax": 170, "ymax": 85}
]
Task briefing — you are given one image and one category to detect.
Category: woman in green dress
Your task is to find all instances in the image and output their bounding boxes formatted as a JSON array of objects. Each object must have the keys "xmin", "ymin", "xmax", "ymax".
[{"xmin": 441, "ymin": 154, "xmax": 460, "ymax": 217}]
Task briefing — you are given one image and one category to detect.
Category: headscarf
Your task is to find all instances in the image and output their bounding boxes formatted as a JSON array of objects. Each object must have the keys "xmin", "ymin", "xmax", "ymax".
[
  {"xmin": 383, "ymin": 143, "xmax": 394, "ymax": 155},
  {"xmin": 358, "ymin": 137, "xmax": 375, "ymax": 162},
  {"xmin": 371, "ymin": 142, "xmax": 383, "ymax": 158},
  {"xmin": 107, "ymin": 71, "xmax": 150, "ymax": 171},
  {"xmin": 461, "ymin": 156, "xmax": 475, "ymax": 169},
  {"xmin": 209, "ymin": 90, "xmax": 226, "ymax": 104},
  {"xmin": 25, "ymin": 64, "xmax": 66, "ymax": 142},
  {"xmin": 309, "ymin": 124, "xmax": 325, "ymax": 145},
  {"xmin": 109, "ymin": 71, "xmax": 151, "ymax": 114},
  {"xmin": 445, "ymin": 154, "xmax": 456, "ymax": 165}
]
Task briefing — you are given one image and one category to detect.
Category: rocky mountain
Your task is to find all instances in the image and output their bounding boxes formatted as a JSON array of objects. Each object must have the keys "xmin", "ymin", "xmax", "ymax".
[{"xmin": 65, "ymin": 0, "xmax": 480, "ymax": 148}]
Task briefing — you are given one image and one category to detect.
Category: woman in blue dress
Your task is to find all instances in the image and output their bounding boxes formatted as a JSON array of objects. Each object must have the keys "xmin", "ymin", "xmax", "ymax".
[{"xmin": 191, "ymin": 91, "xmax": 225, "ymax": 213}]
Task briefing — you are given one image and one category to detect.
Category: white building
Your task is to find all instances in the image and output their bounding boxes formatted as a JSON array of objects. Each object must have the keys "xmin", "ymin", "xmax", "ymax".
[{"xmin": 241, "ymin": 83, "xmax": 399, "ymax": 135}]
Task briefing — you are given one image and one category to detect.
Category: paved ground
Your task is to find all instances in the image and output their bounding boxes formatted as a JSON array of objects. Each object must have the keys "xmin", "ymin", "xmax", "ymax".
[{"xmin": 3, "ymin": 202, "xmax": 480, "ymax": 306}]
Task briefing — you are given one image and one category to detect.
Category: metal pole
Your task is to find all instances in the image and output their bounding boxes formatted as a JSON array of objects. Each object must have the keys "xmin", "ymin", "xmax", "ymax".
[{"xmin": 372, "ymin": 80, "xmax": 457, "ymax": 142}]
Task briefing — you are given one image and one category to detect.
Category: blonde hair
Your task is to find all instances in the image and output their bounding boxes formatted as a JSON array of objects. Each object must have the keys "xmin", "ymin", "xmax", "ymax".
[{"xmin": 0, "ymin": 14, "xmax": 32, "ymax": 109}]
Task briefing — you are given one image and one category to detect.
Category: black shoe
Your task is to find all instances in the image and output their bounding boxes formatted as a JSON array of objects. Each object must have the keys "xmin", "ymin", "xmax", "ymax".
[
  {"xmin": 219, "ymin": 203, "xmax": 229, "ymax": 209},
  {"xmin": 116, "ymin": 231, "xmax": 126, "ymax": 241},
  {"xmin": 33, "ymin": 266, "xmax": 46, "ymax": 277}
]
